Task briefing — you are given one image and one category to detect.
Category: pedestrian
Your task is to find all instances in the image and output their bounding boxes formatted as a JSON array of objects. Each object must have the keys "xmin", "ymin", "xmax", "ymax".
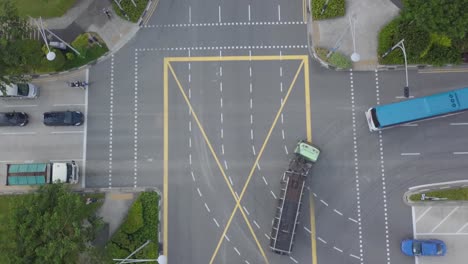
[{"xmin": 103, "ymin": 8, "xmax": 112, "ymax": 19}]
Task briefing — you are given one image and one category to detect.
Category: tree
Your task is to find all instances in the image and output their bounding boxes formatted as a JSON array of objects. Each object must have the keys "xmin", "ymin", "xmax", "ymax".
[
  {"xmin": 403, "ymin": 0, "xmax": 468, "ymax": 40},
  {"xmin": 0, "ymin": 0, "xmax": 34, "ymax": 93},
  {"xmin": 4, "ymin": 184, "xmax": 102, "ymax": 264}
]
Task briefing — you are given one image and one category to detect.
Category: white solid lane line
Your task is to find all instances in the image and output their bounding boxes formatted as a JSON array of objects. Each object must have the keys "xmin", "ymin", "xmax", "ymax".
[
  {"xmin": 51, "ymin": 131, "xmax": 84, "ymax": 134},
  {"xmin": 2, "ymin": 132, "xmax": 36, "ymax": 135},
  {"xmin": 277, "ymin": 5, "xmax": 281, "ymax": 21},
  {"xmin": 53, "ymin": 103, "xmax": 86, "ymax": 107},
  {"xmin": 450, "ymin": 123, "xmax": 468, "ymax": 125},
  {"xmin": 188, "ymin": 6, "xmax": 191, "ymax": 24},
  {"xmin": 401, "ymin": 153, "xmax": 420, "ymax": 156},
  {"xmin": 3, "ymin": 104, "xmax": 37, "ymax": 107},
  {"xmin": 248, "ymin": 5, "xmax": 251, "ymax": 21},
  {"xmin": 453, "ymin": 152, "xmax": 468, "ymax": 155}
]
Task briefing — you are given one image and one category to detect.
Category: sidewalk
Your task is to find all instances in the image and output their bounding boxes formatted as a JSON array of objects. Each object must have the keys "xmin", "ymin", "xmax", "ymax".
[
  {"xmin": 40, "ymin": 0, "xmax": 140, "ymax": 52},
  {"xmin": 309, "ymin": 0, "xmax": 400, "ymax": 70}
]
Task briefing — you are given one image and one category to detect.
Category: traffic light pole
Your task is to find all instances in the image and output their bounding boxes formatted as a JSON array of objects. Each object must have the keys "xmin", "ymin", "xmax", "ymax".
[{"xmin": 382, "ymin": 39, "xmax": 409, "ymax": 98}]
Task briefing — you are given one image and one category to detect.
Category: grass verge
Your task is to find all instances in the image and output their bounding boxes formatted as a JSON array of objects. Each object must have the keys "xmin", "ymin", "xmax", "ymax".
[
  {"xmin": 410, "ymin": 187, "xmax": 468, "ymax": 201},
  {"xmin": 10, "ymin": 0, "xmax": 77, "ymax": 18},
  {"xmin": 316, "ymin": 47, "xmax": 352, "ymax": 69}
]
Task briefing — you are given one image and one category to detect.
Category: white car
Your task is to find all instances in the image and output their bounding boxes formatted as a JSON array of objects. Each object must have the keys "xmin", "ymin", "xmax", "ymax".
[{"xmin": 0, "ymin": 83, "xmax": 39, "ymax": 99}]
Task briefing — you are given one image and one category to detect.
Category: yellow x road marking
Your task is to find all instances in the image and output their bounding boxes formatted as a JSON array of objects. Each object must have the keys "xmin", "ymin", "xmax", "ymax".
[{"xmin": 163, "ymin": 55, "xmax": 314, "ymax": 263}]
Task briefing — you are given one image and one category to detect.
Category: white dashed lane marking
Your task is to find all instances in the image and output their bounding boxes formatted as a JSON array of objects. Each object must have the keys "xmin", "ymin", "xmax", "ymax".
[
  {"xmin": 142, "ymin": 21, "xmax": 307, "ymax": 28},
  {"xmin": 401, "ymin": 152, "xmax": 420, "ymax": 156},
  {"xmin": 317, "ymin": 237, "xmax": 327, "ymax": 244},
  {"xmin": 334, "ymin": 209, "xmax": 343, "ymax": 216},
  {"xmin": 136, "ymin": 45, "xmax": 307, "ymax": 52},
  {"xmin": 213, "ymin": 218, "xmax": 220, "ymax": 227},
  {"xmin": 350, "ymin": 70, "xmax": 364, "ymax": 263},
  {"xmin": 204, "ymin": 203, "xmax": 211, "ymax": 213},
  {"xmin": 108, "ymin": 54, "xmax": 115, "ymax": 189},
  {"xmin": 133, "ymin": 50, "xmax": 139, "ymax": 188},
  {"xmin": 375, "ymin": 69, "xmax": 391, "ymax": 264},
  {"xmin": 333, "ymin": 246, "xmax": 343, "ymax": 253},
  {"xmin": 320, "ymin": 199, "xmax": 328, "ymax": 206}
]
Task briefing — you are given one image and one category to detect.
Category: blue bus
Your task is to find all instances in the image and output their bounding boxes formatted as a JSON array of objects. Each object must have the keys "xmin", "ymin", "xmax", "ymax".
[{"xmin": 365, "ymin": 87, "xmax": 468, "ymax": 131}]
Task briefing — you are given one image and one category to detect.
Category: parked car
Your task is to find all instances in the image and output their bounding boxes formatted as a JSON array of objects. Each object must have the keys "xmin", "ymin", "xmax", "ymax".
[
  {"xmin": 43, "ymin": 111, "xmax": 84, "ymax": 126},
  {"xmin": 0, "ymin": 83, "xmax": 39, "ymax": 99},
  {"xmin": 401, "ymin": 239, "xmax": 446, "ymax": 256},
  {"xmin": 0, "ymin": 112, "xmax": 29, "ymax": 126}
]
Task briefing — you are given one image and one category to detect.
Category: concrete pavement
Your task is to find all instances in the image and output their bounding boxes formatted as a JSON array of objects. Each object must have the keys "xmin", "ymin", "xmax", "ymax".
[
  {"xmin": 309, "ymin": 0, "xmax": 400, "ymax": 70},
  {"xmin": 39, "ymin": 0, "xmax": 140, "ymax": 52}
]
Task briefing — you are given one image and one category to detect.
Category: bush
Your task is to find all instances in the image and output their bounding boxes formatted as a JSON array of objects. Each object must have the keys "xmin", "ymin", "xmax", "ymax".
[
  {"xmin": 377, "ymin": 18, "xmax": 400, "ymax": 55},
  {"xmin": 122, "ymin": 199, "xmax": 144, "ymax": 234},
  {"xmin": 112, "ymin": 0, "xmax": 149, "ymax": 23},
  {"xmin": 398, "ymin": 22, "xmax": 431, "ymax": 60},
  {"xmin": 422, "ymin": 45, "xmax": 461, "ymax": 66},
  {"xmin": 66, "ymin": 52, "xmax": 75, "ymax": 60},
  {"xmin": 63, "ymin": 33, "xmax": 108, "ymax": 70},
  {"xmin": 105, "ymin": 192, "xmax": 159, "ymax": 261},
  {"xmin": 312, "ymin": 0, "xmax": 346, "ymax": 20},
  {"xmin": 71, "ymin": 33, "xmax": 90, "ymax": 56}
]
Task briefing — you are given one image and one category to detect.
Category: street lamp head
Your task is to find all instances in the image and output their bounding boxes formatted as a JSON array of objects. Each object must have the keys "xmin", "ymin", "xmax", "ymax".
[
  {"xmin": 157, "ymin": 255, "xmax": 167, "ymax": 264},
  {"xmin": 46, "ymin": 51, "xmax": 56, "ymax": 61},
  {"xmin": 351, "ymin": 52, "xmax": 360, "ymax": 62}
]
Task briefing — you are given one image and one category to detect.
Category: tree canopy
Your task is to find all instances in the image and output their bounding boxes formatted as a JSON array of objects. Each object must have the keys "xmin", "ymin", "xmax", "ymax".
[
  {"xmin": 3, "ymin": 184, "xmax": 101, "ymax": 264},
  {"xmin": 403, "ymin": 0, "xmax": 468, "ymax": 40},
  {"xmin": 0, "ymin": 0, "xmax": 35, "ymax": 91}
]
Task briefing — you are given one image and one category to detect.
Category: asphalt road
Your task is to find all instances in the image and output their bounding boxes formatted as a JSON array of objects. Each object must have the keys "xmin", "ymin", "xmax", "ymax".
[
  {"xmin": 0, "ymin": 70, "xmax": 87, "ymax": 185},
  {"xmin": 83, "ymin": 0, "xmax": 468, "ymax": 263}
]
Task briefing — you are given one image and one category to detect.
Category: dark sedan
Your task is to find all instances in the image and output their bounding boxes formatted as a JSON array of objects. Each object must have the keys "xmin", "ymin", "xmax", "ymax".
[
  {"xmin": 43, "ymin": 111, "xmax": 84, "ymax": 126},
  {"xmin": 0, "ymin": 112, "xmax": 29, "ymax": 126}
]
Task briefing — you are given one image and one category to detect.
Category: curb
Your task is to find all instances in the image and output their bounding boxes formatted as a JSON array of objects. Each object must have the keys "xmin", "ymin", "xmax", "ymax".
[{"xmin": 403, "ymin": 183, "xmax": 468, "ymax": 207}]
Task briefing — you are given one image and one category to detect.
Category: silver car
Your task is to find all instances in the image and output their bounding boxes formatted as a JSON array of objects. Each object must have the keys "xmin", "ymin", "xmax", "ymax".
[{"xmin": 0, "ymin": 83, "xmax": 39, "ymax": 99}]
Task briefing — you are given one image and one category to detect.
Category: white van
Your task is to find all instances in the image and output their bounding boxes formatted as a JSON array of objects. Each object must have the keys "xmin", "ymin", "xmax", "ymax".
[{"xmin": 0, "ymin": 83, "xmax": 39, "ymax": 99}]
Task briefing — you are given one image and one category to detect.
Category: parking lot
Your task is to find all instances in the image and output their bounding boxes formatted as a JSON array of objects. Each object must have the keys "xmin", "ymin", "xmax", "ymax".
[
  {"xmin": 0, "ymin": 70, "xmax": 88, "ymax": 186},
  {"xmin": 412, "ymin": 205, "xmax": 468, "ymax": 264}
]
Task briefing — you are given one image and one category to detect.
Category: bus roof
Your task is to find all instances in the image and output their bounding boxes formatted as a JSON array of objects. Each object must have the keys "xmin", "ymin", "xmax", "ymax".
[
  {"xmin": 375, "ymin": 87, "xmax": 468, "ymax": 127},
  {"xmin": 295, "ymin": 141, "xmax": 320, "ymax": 162}
]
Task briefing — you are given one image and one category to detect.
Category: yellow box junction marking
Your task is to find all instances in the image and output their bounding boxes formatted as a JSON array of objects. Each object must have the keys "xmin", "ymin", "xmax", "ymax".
[{"xmin": 163, "ymin": 54, "xmax": 317, "ymax": 263}]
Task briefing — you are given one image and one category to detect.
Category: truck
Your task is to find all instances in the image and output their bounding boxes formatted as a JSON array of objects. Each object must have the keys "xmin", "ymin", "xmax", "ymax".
[
  {"xmin": 6, "ymin": 161, "xmax": 79, "ymax": 186},
  {"xmin": 270, "ymin": 140, "xmax": 320, "ymax": 255}
]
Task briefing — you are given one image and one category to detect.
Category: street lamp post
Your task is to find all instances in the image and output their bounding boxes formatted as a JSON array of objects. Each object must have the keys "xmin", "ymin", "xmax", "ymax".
[
  {"xmin": 382, "ymin": 39, "xmax": 409, "ymax": 98},
  {"xmin": 348, "ymin": 15, "xmax": 360, "ymax": 62}
]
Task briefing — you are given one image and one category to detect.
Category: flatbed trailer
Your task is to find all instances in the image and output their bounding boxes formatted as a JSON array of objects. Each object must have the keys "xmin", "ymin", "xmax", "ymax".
[{"xmin": 270, "ymin": 141, "xmax": 320, "ymax": 255}]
